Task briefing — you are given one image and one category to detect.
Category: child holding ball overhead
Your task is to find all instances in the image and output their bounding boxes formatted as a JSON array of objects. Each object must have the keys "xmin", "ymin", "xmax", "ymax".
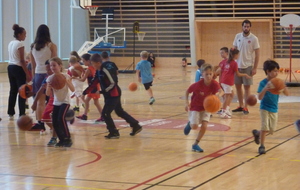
[
  {"xmin": 252, "ymin": 60, "xmax": 289, "ymax": 154},
  {"xmin": 184, "ymin": 63, "xmax": 223, "ymax": 152},
  {"xmin": 46, "ymin": 57, "xmax": 75, "ymax": 147}
]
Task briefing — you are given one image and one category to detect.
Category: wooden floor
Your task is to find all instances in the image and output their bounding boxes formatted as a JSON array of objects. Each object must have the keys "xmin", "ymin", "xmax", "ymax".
[{"xmin": 0, "ymin": 65, "xmax": 300, "ymax": 190}]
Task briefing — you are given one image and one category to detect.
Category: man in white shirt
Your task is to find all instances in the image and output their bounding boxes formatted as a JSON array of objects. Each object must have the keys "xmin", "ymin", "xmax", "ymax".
[{"xmin": 232, "ymin": 19, "xmax": 260, "ymax": 115}]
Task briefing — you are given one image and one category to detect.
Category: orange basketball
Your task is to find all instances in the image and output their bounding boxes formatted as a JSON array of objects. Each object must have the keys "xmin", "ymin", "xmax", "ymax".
[
  {"xmin": 17, "ymin": 115, "xmax": 33, "ymax": 131},
  {"xmin": 49, "ymin": 73, "xmax": 66, "ymax": 90},
  {"xmin": 128, "ymin": 82, "xmax": 138, "ymax": 91},
  {"xmin": 246, "ymin": 94, "xmax": 257, "ymax": 106},
  {"xmin": 269, "ymin": 78, "xmax": 285, "ymax": 94},
  {"xmin": 71, "ymin": 68, "xmax": 81, "ymax": 77},
  {"xmin": 203, "ymin": 95, "xmax": 221, "ymax": 113},
  {"xmin": 18, "ymin": 84, "xmax": 33, "ymax": 99}
]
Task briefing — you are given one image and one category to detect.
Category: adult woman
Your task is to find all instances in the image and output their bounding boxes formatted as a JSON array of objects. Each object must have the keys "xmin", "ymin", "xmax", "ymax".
[
  {"xmin": 30, "ymin": 24, "xmax": 57, "ymax": 130},
  {"xmin": 7, "ymin": 24, "xmax": 31, "ymax": 119}
]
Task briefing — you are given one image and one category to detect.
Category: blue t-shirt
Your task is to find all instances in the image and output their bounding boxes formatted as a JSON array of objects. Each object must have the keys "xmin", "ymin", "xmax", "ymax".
[
  {"xmin": 257, "ymin": 78, "xmax": 279, "ymax": 113},
  {"xmin": 195, "ymin": 69, "xmax": 202, "ymax": 82},
  {"xmin": 135, "ymin": 60, "xmax": 153, "ymax": 84}
]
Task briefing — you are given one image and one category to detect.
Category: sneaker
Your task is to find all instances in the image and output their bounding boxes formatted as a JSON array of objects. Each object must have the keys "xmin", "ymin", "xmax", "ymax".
[
  {"xmin": 225, "ymin": 106, "xmax": 232, "ymax": 116},
  {"xmin": 232, "ymin": 106, "xmax": 244, "ymax": 112},
  {"xmin": 73, "ymin": 106, "xmax": 80, "ymax": 112},
  {"xmin": 76, "ymin": 114, "xmax": 87, "ymax": 120},
  {"xmin": 243, "ymin": 108, "xmax": 249, "ymax": 115},
  {"xmin": 294, "ymin": 119, "xmax": 300, "ymax": 133},
  {"xmin": 47, "ymin": 137, "xmax": 57, "ymax": 146},
  {"xmin": 105, "ymin": 132, "xmax": 120, "ymax": 139},
  {"xmin": 252, "ymin": 129, "xmax": 260, "ymax": 144},
  {"xmin": 217, "ymin": 109, "xmax": 223, "ymax": 115},
  {"xmin": 62, "ymin": 139, "xmax": 73, "ymax": 147},
  {"xmin": 30, "ymin": 122, "xmax": 46, "ymax": 131},
  {"xmin": 95, "ymin": 117, "xmax": 105, "ymax": 123},
  {"xmin": 192, "ymin": 144, "xmax": 204, "ymax": 152},
  {"xmin": 149, "ymin": 97, "xmax": 155, "ymax": 105},
  {"xmin": 220, "ymin": 112, "xmax": 231, "ymax": 119},
  {"xmin": 184, "ymin": 121, "xmax": 191, "ymax": 135},
  {"xmin": 9, "ymin": 115, "xmax": 14, "ymax": 121},
  {"xmin": 130, "ymin": 124, "xmax": 142, "ymax": 136},
  {"xmin": 258, "ymin": 145, "xmax": 266, "ymax": 154},
  {"xmin": 55, "ymin": 141, "xmax": 65, "ymax": 147},
  {"xmin": 40, "ymin": 130, "xmax": 47, "ymax": 135}
]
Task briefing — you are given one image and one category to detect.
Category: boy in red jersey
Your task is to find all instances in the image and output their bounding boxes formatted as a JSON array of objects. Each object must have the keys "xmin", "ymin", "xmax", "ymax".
[{"xmin": 184, "ymin": 63, "xmax": 223, "ymax": 152}]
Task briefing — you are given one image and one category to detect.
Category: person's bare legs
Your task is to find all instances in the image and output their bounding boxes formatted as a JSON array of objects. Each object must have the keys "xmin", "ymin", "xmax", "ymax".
[
  {"xmin": 243, "ymin": 84, "xmax": 251, "ymax": 109},
  {"xmin": 36, "ymin": 95, "xmax": 46, "ymax": 121},
  {"xmin": 147, "ymin": 88, "xmax": 154, "ymax": 98},
  {"xmin": 93, "ymin": 98, "xmax": 103, "ymax": 117},
  {"xmin": 235, "ymin": 84, "xmax": 244, "ymax": 108}
]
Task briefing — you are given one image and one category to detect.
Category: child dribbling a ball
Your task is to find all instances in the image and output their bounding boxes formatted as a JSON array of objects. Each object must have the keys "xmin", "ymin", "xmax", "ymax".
[
  {"xmin": 184, "ymin": 63, "xmax": 223, "ymax": 152},
  {"xmin": 252, "ymin": 60, "xmax": 289, "ymax": 154},
  {"xmin": 46, "ymin": 57, "xmax": 75, "ymax": 147}
]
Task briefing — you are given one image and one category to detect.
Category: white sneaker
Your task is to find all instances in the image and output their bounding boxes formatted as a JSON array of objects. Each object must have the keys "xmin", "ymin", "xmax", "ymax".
[
  {"xmin": 225, "ymin": 106, "xmax": 232, "ymax": 116},
  {"xmin": 9, "ymin": 115, "xmax": 14, "ymax": 121},
  {"xmin": 220, "ymin": 112, "xmax": 231, "ymax": 119}
]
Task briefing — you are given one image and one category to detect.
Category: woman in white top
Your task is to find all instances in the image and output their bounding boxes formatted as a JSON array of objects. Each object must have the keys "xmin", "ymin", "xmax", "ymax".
[
  {"xmin": 7, "ymin": 24, "xmax": 31, "ymax": 119},
  {"xmin": 30, "ymin": 24, "xmax": 57, "ymax": 130}
]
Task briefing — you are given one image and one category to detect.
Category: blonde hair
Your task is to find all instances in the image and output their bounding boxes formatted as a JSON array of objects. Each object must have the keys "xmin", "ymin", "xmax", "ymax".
[
  {"xmin": 49, "ymin": 57, "xmax": 64, "ymax": 72},
  {"xmin": 201, "ymin": 63, "xmax": 213, "ymax": 73},
  {"xmin": 140, "ymin": 51, "xmax": 148, "ymax": 59},
  {"xmin": 25, "ymin": 52, "xmax": 31, "ymax": 61},
  {"xmin": 69, "ymin": 55, "xmax": 77, "ymax": 64}
]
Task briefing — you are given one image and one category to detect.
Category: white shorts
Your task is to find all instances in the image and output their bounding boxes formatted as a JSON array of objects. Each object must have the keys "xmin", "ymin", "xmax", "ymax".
[
  {"xmin": 260, "ymin": 109, "xmax": 278, "ymax": 134},
  {"xmin": 72, "ymin": 79, "xmax": 84, "ymax": 97},
  {"xmin": 189, "ymin": 111, "xmax": 211, "ymax": 125},
  {"xmin": 221, "ymin": 83, "xmax": 233, "ymax": 94}
]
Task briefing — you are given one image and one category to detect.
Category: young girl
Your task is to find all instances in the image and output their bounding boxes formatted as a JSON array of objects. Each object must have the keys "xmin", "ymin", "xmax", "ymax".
[
  {"xmin": 216, "ymin": 48, "xmax": 251, "ymax": 119},
  {"xmin": 76, "ymin": 53, "xmax": 104, "ymax": 122},
  {"xmin": 46, "ymin": 57, "xmax": 75, "ymax": 147}
]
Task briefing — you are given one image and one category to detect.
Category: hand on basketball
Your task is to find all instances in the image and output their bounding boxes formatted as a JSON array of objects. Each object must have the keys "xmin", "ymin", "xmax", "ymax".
[{"xmin": 266, "ymin": 81, "xmax": 275, "ymax": 90}]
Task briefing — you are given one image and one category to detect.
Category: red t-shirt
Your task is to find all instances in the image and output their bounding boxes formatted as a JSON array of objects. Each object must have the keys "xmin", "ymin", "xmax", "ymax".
[
  {"xmin": 219, "ymin": 60, "xmax": 238, "ymax": 86},
  {"xmin": 188, "ymin": 79, "xmax": 220, "ymax": 112}
]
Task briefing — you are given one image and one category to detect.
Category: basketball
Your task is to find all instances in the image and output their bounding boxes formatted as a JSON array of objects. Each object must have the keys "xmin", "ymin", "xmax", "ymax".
[
  {"xmin": 49, "ymin": 73, "xmax": 66, "ymax": 90},
  {"xmin": 203, "ymin": 95, "xmax": 221, "ymax": 113},
  {"xmin": 246, "ymin": 94, "xmax": 257, "ymax": 106},
  {"xmin": 17, "ymin": 115, "xmax": 33, "ymax": 131},
  {"xmin": 269, "ymin": 78, "xmax": 285, "ymax": 94},
  {"xmin": 72, "ymin": 65, "xmax": 84, "ymax": 77},
  {"xmin": 18, "ymin": 84, "xmax": 33, "ymax": 99},
  {"xmin": 65, "ymin": 109, "xmax": 75, "ymax": 121},
  {"xmin": 128, "ymin": 82, "xmax": 138, "ymax": 91}
]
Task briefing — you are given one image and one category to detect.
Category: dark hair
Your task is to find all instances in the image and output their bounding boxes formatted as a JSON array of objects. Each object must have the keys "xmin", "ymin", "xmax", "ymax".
[
  {"xmin": 220, "ymin": 47, "xmax": 229, "ymax": 53},
  {"xmin": 242, "ymin": 19, "xmax": 252, "ymax": 27},
  {"xmin": 45, "ymin": 60, "xmax": 50, "ymax": 65},
  {"xmin": 263, "ymin": 60, "xmax": 280, "ymax": 75},
  {"xmin": 228, "ymin": 48, "xmax": 239, "ymax": 63},
  {"xmin": 70, "ymin": 51, "xmax": 81, "ymax": 61},
  {"xmin": 182, "ymin": 57, "xmax": 187, "ymax": 62},
  {"xmin": 12, "ymin": 24, "xmax": 25, "ymax": 39},
  {"xmin": 81, "ymin": 53, "xmax": 91, "ymax": 61},
  {"xmin": 197, "ymin": 59, "xmax": 205, "ymax": 68},
  {"xmin": 91, "ymin": 53, "xmax": 102, "ymax": 63},
  {"xmin": 31, "ymin": 24, "xmax": 52, "ymax": 51},
  {"xmin": 101, "ymin": 51, "xmax": 109, "ymax": 59}
]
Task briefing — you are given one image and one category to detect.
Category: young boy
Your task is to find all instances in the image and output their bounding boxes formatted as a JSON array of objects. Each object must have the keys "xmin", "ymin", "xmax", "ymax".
[
  {"xmin": 252, "ymin": 60, "xmax": 289, "ymax": 154},
  {"xmin": 83, "ymin": 52, "xmax": 142, "ymax": 139},
  {"xmin": 184, "ymin": 63, "xmax": 223, "ymax": 152},
  {"xmin": 135, "ymin": 51, "xmax": 155, "ymax": 105},
  {"xmin": 195, "ymin": 59, "xmax": 205, "ymax": 82}
]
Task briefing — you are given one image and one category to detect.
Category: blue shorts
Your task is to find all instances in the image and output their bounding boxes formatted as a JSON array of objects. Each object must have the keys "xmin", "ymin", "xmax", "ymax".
[{"xmin": 33, "ymin": 73, "xmax": 47, "ymax": 94}]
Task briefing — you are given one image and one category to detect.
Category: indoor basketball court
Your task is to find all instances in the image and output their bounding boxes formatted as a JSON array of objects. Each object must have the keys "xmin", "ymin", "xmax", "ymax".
[{"xmin": 0, "ymin": 1, "xmax": 300, "ymax": 190}]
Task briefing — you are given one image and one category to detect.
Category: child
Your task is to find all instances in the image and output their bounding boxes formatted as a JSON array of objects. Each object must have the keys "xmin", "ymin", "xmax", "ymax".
[
  {"xmin": 182, "ymin": 57, "xmax": 187, "ymax": 67},
  {"xmin": 195, "ymin": 59, "xmax": 205, "ymax": 82},
  {"xmin": 83, "ymin": 52, "xmax": 142, "ymax": 139},
  {"xmin": 31, "ymin": 60, "xmax": 58, "ymax": 145},
  {"xmin": 147, "ymin": 52, "xmax": 155, "ymax": 67},
  {"xmin": 25, "ymin": 52, "xmax": 32, "ymax": 109},
  {"xmin": 76, "ymin": 53, "xmax": 104, "ymax": 122},
  {"xmin": 252, "ymin": 60, "xmax": 289, "ymax": 154},
  {"xmin": 215, "ymin": 48, "xmax": 251, "ymax": 119},
  {"xmin": 68, "ymin": 56, "xmax": 85, "ymax": 112},
  {"xmin": 135, "ymin": 51, "xmax": 155, "ymax": 105},
  {"xmin": 46, "ymin": 57, "xmax": 75, "ymax": 147},
  {"xmin": 184, "ymin": 63, "xmax": 223, "ymax": 152}
]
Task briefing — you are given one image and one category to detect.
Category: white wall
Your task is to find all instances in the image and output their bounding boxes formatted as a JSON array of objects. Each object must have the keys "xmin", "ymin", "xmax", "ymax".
[{"xmin": 0, "ymin": 0, "xmax": 88, "ymax": 61}]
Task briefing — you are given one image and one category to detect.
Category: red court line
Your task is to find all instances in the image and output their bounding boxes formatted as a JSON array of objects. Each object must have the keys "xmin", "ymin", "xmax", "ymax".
[{"xmin": 126, "ymin": 136, "xmax": 253, "ymax": 190}]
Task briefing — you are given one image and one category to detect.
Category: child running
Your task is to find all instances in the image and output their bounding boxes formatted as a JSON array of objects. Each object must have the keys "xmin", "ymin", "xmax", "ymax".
[
  {"xmin": 46, "ymin": 57, "xmax": 75, "ymax": 147},
  {"xmin": 184, "ymin": 63, "xmax": 223, "ymax": 152},
  {"xmin": 252, "ymin": 60, "xmax": 289, "ymax": 154},
  {"xmin": 216, "ymin": 48, "xmax": 251, "ymax": 119}
]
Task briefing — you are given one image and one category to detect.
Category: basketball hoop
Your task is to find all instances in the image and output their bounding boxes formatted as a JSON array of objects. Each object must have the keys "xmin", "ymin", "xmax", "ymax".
[
  {"xmin": 137, "ymin": 32, "xmax": 146, "ymax": 41},
  {"xmin": 85, "ymin": 5, "xmax": 99, "ymax": 16},
  {"xmin": 283, "ymin": 25, "xmax": 296, "ymax": 35},
  {"xmin": 110, "ymin": 48, "xmax": 115, "ymax": 53}
]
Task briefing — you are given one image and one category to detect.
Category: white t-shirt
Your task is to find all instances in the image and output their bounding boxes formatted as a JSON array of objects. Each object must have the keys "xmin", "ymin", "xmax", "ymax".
[
  {"xmin": 8, "ymin": 40, "xmax": 24, "ymax": 66},
  {"xmin": 233, "ymin": 32, "xmax": 260, "ymax": 69},
  {"xmin": 46, "ymin": 73, "xmax": 71, "ymax": 106},
  {"xmin": 31, "ymin": 43, "xmax": 52, "ymax": 73}
]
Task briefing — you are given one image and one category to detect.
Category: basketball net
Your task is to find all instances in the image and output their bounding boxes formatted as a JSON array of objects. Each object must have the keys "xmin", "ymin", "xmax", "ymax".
[
  {"xmin": 137, "ymin": 32, "xmax": 146, "ymax": 41},
  {"xmin": 85, "ymin": 6, "xmax": 98, "ymax": 16},
  {"xmin": 283, "ymin": 25, "xmax": 296, "ymax": 35}
]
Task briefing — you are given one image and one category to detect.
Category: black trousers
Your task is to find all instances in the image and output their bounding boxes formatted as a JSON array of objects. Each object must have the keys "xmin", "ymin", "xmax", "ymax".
[
  {"xmin": 102, "ymin": 96, "xmax": 139, "ymax": 133},
  {"xmin": 7, "ymin": 65, "xmax": 26, "ymax": 116},
  {"xmin": 52, "ymin": 104, "xmax": 71, "ymax": 141}
]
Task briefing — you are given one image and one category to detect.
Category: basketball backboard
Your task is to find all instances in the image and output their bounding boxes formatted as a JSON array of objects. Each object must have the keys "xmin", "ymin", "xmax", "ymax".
[
  {"xmin": 280, "ymin": 14, "xmax": 300, "ymax": 28},
  {"xmin": 71, "ymin": 0, "xmax": 91, "ymax": 9}
]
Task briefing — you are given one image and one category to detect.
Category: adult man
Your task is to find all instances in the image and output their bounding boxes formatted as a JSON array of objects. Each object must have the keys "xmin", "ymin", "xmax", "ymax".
[{"xmin": 232, "ymin": 19, "xmax": 260, "ymax": 114}]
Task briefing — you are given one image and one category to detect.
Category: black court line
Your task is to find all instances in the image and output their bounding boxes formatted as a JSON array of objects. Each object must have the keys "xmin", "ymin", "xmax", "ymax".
[{"xmin": 142, "ymin": 124, "xmax": 295, "ymax": 189}]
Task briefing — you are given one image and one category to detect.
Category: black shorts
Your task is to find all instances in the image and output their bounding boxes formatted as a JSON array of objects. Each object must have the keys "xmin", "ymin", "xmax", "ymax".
[{"xmin": 143, "ymin": 81, "xmax": 153, "ymax": 90}]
